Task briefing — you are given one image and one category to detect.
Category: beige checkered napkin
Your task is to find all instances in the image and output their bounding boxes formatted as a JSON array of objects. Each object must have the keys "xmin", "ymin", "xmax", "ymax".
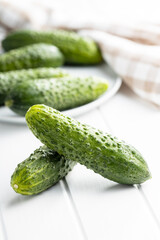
[{"xmin": 79, "ymin": 29, "xmax": 160, "ymax": 107}]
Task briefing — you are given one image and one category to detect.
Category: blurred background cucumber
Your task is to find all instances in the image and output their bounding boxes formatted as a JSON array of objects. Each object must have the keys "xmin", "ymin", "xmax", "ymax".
[
  {"xmin": 0, "ymin": 68, "xmax": 69, "ymax": 106},
  {"xmin": 5, "ymin": 76, "xmax": 108, "ymax": 116},
  {"xmin": 2, "ymin": 29, "xmax": 102, "ymax": 65},
  {"xmin": 0, "ymin": 43, "xmax": 64, "ymax": 72}
]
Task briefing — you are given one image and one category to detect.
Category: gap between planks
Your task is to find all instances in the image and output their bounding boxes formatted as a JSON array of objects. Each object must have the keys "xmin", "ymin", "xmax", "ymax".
[
  {"xmin": 60, "ymin": 179, "xmax": 88, "ymax": 240},
  {"xmin": 137, "ymin": 185, "xmax": 160, "ymax": 230},
  {"xmin": 0, "ymin": 207, "xmax": 8, "ymax": 240}
]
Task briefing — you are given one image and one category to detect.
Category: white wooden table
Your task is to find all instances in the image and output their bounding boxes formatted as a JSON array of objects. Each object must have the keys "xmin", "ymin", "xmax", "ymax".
[{"xmin": 1, "ymin": 82, "xmax": 160, "ymax": 240}]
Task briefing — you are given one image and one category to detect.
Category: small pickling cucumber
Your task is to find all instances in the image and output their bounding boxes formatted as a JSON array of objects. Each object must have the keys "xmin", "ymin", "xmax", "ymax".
[
  {"xmin": 11, "ymin": 145, "xmax": 75, "ymax": 195},
  {"xmin": 2, "ymin": 29, "xmax": 102, "ymax": 64},
  {"xmin": 0, "ymin": 68, "xmax": 68, "ymax": 105},
  {"xmin": 5, "ymin": 76, "xmax": 108, "ymax": 116},
  {"xmin": 26, "ymin": 104, "xmax": 151, "ymax": 185},
  {"xmin": 0, "ymin": 43, "xmax": 64, "ymax": 72}
]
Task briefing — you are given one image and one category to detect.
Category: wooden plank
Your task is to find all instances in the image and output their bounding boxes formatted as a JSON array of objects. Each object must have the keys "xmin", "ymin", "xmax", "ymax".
[
  {"xmin": 0, "ymin": 123, "xmax": 83, "ymax": 240},
  {"xmin": 99, "ymin": 83, "xmax": 160, "ymax": 226},
  {"xmin": 66, "ymin": 108, "xmax": 160, "ymax": 240}
]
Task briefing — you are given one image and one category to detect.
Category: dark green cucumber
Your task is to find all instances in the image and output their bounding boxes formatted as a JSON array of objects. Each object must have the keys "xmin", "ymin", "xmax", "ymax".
[
  {"xmin": 0, "ymin": 68, "xmax": 68, "ymax": 105},
  {"xmin": 5, "ymin": 76, "xmax": 108, "ymax": 116},
  {"xmin": 26, "ymin": 104, "xmax": 151, "ymax": 185},
  {"xmin": 11, "ymin": 145, "xmax": 75, "ymax": 195},
  {"xmin": 0, "ymin": 43, "xmax": 64, "ymax": 72},
  {"xmin": 2, "ymin": 30, "xmax": 102, "ymax": 64}
]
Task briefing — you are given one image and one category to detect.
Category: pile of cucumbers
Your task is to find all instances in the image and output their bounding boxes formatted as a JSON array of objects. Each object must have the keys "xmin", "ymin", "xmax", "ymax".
[
  {"xmin": 0, "ymin": 29, "xmax": 107, "ymax": 115},
  {"xmin": 1, "ymin": 29, "xmax": 151, "ymax": 196},
  {"xmin": 11, "ymin": 104, "xmax": 151, "ymax": 195}
]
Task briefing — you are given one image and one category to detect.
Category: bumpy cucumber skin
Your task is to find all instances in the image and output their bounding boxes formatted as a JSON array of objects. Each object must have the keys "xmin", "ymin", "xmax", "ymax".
[
  {"xmin": 0, "ymin": 68, "xmax": 68, "ymax": 105},
  {"xmin": 5, "ymin": 76, "xmax": 108, "ymax": 116},
  {"xmin": 11, "ymin": 145, "xmax": 75, "ymax": 195},
  {"xmin": 26, "ymin": 104, "xmax": 151, "ymax": 185},
  {"xmin": 2, "ymin": 30, "xmax": 102, "ymax": 64},
  {"xmin": 0, "ymin": 43, "xmax": 64, "ymax": 72}
]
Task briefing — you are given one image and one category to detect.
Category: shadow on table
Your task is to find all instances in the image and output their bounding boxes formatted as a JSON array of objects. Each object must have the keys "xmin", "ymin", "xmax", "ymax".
[
  {"xmin": 102, "ymin": 183, "xmax": 133, "ymax": 192},
  {"xmin": 7, "ymin": 195, "xmax": 36, "ymax": 207},
  {"xmin": 6, "ymin": 182, "xmax": 61, "ymax": 208}
]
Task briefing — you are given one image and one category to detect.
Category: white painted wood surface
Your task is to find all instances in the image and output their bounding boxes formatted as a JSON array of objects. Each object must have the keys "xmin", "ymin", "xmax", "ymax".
[{"xmin": 0, "ymin": 82, "xmax": 160, "ymax": 239}]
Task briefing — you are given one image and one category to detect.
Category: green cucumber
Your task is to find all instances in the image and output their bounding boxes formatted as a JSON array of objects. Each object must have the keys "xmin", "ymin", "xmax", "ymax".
[
  {"xmin": 5, "ymin": 76, "xmax": 108, "ymax": 116},
  {"xmin": 0, "ymin": 68, "xmax": 68, "ymax": 106},
  {"xmin": 26, "ymin": 104, "xmax": 151, "ymax": 185},
  {"xmin": 0, "ymin": 43, "xmax": 64, "ymax": 72},
  {"xmin": 2, "ymin": 29, "xmax": 102, "ymax": 64},
  {"xmin": 11, "ymin": 145, "xmax": 75, "ymax": 195}
]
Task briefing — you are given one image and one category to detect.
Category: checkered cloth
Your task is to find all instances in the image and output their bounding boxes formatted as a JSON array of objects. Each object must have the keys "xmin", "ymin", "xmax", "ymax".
[
  {"xmin": 79, "ymin": 29, "xmax": 160, "ymax": 107},
  {"xmin": 1, "ymin": 0, "xmax": 160, "ymax": 107}
]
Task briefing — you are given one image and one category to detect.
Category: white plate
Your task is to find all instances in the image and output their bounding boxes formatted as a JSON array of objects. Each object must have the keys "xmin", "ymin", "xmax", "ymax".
[{"xmin": 0, "ymin": 64, "xmax": 122, "ymax": 124}]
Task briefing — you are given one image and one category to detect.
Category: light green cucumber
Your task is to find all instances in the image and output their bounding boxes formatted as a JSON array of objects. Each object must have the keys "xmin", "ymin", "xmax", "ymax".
[
  {"xmin": 26, "ymin": 104, "xmax": 151, "ymax": 185},
  {"xmin": 5, "ymin": 76, "xmax": 108, "ymax": 116},
  {"xmin": 11, "ymin": 145, "xmax": 75, "ymax": 195},
  {"xmin": 0, "ymin": 43, "xmax": 64, "ymax": 72},
  {"xmin": 2, "ymin": 29, "xmax": 102, "ymax": 64},
  {"xmin": 0, "ymin": 68, "xmax": 68, "ymax": 105}
]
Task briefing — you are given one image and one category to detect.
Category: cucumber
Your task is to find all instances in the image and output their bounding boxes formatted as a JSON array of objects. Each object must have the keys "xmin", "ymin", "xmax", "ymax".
[
  {"xmin": 11, "ymin": 145, "xmax": 75, "ymax": 195},
  {"xmin": 0, "ymin": 68, "xmax": 68, "ymax": 106},
  {"xmin": 0, "ymin": 43, "xmax": 64, "ymax": 72},
  {"xmin": 2, "ymin": 30, "xmax": 102, "ymax": 64},
  {"xmin": 5, "ymin": 76, "xmax": 108, "ymax": 116},
  {"xmin": 26, "ymin": 104, "xmax": 151, "ymax": 185}
]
